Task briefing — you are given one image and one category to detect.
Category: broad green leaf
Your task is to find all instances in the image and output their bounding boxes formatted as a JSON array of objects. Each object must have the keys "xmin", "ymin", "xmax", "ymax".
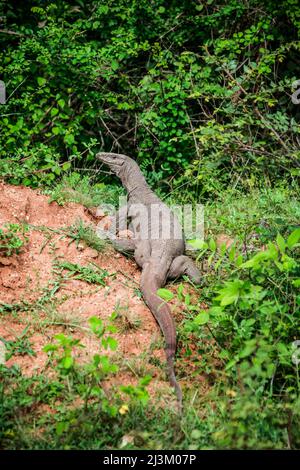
[
  {"xmin": 216, "ymin": 280, "xmax": 244, "ymax": 306},
  {"xmin": 106, "ymin": 337, "xmax": 118, "ymax": 351},
  {"xmin": 62, "ymin": 356, "xmax": 73, "ymax": 369},
  {"xmin": 37, "ymin": 77, "xmax": 46, "ymax": 86},
  {"xmin": 239, "ymin": 340, "xmax": 257, "ymax": 358},
  {"xmin": 64, "ymin": 134, "xmax": 75, "ymax": 145},
  {"xmin": 52, "ymin": 126, "xmax": 60, "ymax": 135},
  {"xmin": 58, "ymin": 99, "xmax": 65, "ymax": 108},
  {"xmin": 292, "ymin": 279, "xmax": 300, "ymax": 287},
  {"xmin": 43, "ymin": 344, "xmax": 57, "ymax": 353},
  {"xmin": 194, "ymin": 311, "xmax": 209, "ymax": 325},
  {"xmin": 62, "ymin": 162, "xmax": 71, "ymax": 171},
  {"xmin": 139, "ymin": 374, "xmax": 152, "ymax": 386},
  {"xmin": 187, "ymin": 239, "xmax": 207, "ymax": 250},
  {"xmin": 276, "ymin": 233, "xmax": 286, "ymax": 253},
  {"xmin": 225, "ymin": 359, "xmax": 237, "ymax": 370},
  {"xmin": 235, "ymin": 254, "xmax": 243, "ymax": 267},
  {"xmin": 50, "ymin": 107, "xmax": 59, "ymax": 117},
  {"xmin": 56, "ymin": 421, "xmax": 68, "ymax": 436},
  {"xmin": 287, "ymin": 228, "xmax": 300, "ymax": 249},
  {"xmin": 157, "ymin": 288, "xmax": 174, "ymax": 301},
  {"xmin": 209, "ymin": 238, "xmax": 217, "ymax": 251}
]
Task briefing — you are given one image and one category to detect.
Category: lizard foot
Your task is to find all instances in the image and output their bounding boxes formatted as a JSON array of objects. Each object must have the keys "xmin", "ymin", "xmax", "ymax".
[{"xmin": 168, "ymin": 255, "xmax": 201, "ymax": 285}]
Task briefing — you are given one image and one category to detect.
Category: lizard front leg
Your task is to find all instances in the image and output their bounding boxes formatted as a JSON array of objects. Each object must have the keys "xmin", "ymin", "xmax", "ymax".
[
  {"xmin": 168, "ymin": 255, "xmax": 201, "ymax": 284},
  {"xmin": 96, "ymin": 204, "xmax": 135, "ymax": 254},
  {"xmin": 134, "ymin": 240, "xmax": 151, "ymax": 268},
  {"xmin": 96, "ymin": 205, "xmax": 128, "ymax": 241}
]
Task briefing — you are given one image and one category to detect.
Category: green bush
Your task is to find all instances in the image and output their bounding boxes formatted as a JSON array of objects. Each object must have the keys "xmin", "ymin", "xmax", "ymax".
[
  {"xmin": 183, "ymin": 228, "xmax": 300, "ymax": 448},
  {"xmin": 0, "ymin": 0, "xmax": 299, "ymax": 192}
]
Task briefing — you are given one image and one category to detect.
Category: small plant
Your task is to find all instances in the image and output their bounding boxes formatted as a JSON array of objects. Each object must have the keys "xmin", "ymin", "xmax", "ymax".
[
  {"xmin": 120, "ymin": 375, "xmax": 152, "ymax": 407},
  {"xmin": 57, "ymin": 261, "xmax": 110, "ymax": 286},
  {"xmin": 63, "ymin": 219, "xmax": 106, "ymax": 252},
  {"xmin": 44, "ymin": 333, "xmax": 83, "ymax": 374},
  {"xmin": 0, "ymin": 328, "xmax": 36, "ymax": 360},
  {"xmin": 0, "ymin": 224, "xmax": 28, "ymax": 257}
]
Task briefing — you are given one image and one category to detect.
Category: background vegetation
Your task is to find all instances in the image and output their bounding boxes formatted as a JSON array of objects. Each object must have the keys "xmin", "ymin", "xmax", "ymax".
[{"xmin": 0, "ymin": 0, "xmax": 299, "ymax": 450}]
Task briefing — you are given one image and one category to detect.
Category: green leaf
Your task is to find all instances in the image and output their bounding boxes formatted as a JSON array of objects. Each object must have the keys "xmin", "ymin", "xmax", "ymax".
[
  {"xmin": 225, "ymin": 359, "xmax": 237, "ymax": 371},
  {"xmin": 62, "ymin": 162, "xmax": 71, "ymax": 171},
  {"xmin": 64, "ymin": 134, "xmax": 75, "ymax": 145},
  {"xmin": 235, "ymin": 255, "xmax": 243, "ymax": 267},
  {"xmin": 157, "ymin": 288, "xmax": 174, "ymax": 301},
  {"xmin": 139, "ymin": 374, "xmax": 152, "ymax": 386},
  {"xmin": 43, "ymin": 344, "xmax": 57, "ymax": 353},
  {"xmin": 287, "ymin": 228, "xmax": 300, "ymax": 249},
  {"xmin": 194, "ymin": 311, "xmax": 209, "ymax": 325},
  {"xmin": 58, "ymin": 99, "xmax": 65, "ymax": 109},
  {"xmin": 54, "ymin": 333, "xmax": 68, "ymax": 343},
  {"xmin": 177, "ymin": 283, "xmax": 184, "ymax": 300},
  {"xmin": 191, "ymin": 429, "xmax": 202, "ymax": 440},
  {"xmin": 209, "ymin": 238, "xmax": 217, "ymax": 251},
  {"xmin": 89, "ymin": 316, "xmax": 104, "ymax": 336},
  {"xmin": 56, "ymin": 421, "xmax": 69, "ymax": 436},
  {"xmin": 62, "ymin": 356, "xmax": 73, "ymax": 369},
  {"xmin": 52, "ymin": 126, "xmax": 60, "ymax": 135},
  {"xmin": 37, "ymin": 77, "xmax": 46, "ymax": 87},
  {"xmin": 239, "ymin": 340, "xmax": 256, "ymax": 358},
  {"xmin": 276, "ymin": 233, "xmax": 286, "ymax": 253},
  {"xmin": 50, "ymin": 107, "xmax": 59, "ymax": 117},
  {"xmin": 106, "ymin": 337, "xmax": 118, "ymax": 351},
  {"xmin": 292, "ymin": 279, "xmax": 300, "ymax": 287},
  {"xmin": 111, "ymin": 60, "xmax": 119, "ymax": 71},
  {"xmin": 187, "ymin": 239, "xmax": 207, "ymax": 250},
  {"xmin": 216, "ymin": 280, "xmax": 244, "ymax": 306}
]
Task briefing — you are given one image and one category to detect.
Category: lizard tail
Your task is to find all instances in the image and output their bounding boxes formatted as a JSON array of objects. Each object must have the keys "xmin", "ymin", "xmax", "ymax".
[{"xmin": 140, "ymin": 262, "xmax": 182, "ymax": 413}]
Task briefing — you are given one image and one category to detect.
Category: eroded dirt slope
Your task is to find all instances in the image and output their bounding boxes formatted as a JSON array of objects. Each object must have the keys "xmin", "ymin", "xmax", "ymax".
[{"xmin": 0, "ymin": 182, "xmax": 210, "ymax": 407}]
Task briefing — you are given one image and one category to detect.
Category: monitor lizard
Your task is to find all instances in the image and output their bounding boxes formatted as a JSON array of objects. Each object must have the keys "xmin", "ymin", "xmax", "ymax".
[{"xmin": 97, "ymin": 152, "xmax": 201, "ymax": 412}]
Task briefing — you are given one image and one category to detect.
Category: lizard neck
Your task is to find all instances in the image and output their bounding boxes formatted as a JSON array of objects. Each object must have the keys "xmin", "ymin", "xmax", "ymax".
[
  {"xmin": 126, "ymin": 183, "xmax": 154, "ymax": 204},
  {"xmin": 120, "ymin": 163, "xmax": 154, "ymax": 202}
]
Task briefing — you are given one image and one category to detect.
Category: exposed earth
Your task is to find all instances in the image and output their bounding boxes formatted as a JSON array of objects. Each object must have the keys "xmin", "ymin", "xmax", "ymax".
[{"xmin": 0, "ymin": 182, "xmax": 210, "ymax": 408}]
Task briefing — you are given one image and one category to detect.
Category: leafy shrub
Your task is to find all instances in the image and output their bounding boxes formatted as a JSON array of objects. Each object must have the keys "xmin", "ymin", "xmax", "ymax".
[
  {"xmin": 0, "ymin": 0, "xmax": 299, "ymax": 192},
  {"xmin": 164, "ymin": 228, "xmax": 300, "ymax": 448}
]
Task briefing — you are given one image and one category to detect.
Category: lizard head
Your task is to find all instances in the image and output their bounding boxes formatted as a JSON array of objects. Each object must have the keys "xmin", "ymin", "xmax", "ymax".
[
  {"xmin": 96, "ymin": 152, "xmax": 147, "ymax": 191},
  {"xmin": 97, "ymin": 152, "xmax": 147, "ymax": 192},
  {"xmin": 96, "ymin": 152, "xmax": 128, "ymax": 177}
]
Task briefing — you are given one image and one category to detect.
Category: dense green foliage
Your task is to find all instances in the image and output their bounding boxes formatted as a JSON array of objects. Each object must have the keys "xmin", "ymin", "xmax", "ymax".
[
  {"xmin": 0, "ymin": 0, "xmax": 300, "ymax": 192},
  {"xmin": 0, "ymin": 0, "xmax": 299, "ymax": 450}
]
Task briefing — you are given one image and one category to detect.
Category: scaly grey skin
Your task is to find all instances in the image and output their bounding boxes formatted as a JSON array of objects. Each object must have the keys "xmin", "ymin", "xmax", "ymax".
[{"xmin": 96, "ymin": 152, "xmax": 201, "ymax": 411}]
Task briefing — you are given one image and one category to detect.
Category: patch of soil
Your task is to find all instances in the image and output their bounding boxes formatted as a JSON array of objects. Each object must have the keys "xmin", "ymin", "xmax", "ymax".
[{"xmin": 0, "ymin": 182, "xmax": 209, "ymax": 408}]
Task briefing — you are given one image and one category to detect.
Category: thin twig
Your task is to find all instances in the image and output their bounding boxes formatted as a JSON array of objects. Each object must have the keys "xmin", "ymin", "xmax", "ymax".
[{"xmin": 0, "ymin": 29, "xmax": 24, "ymax": 36}]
